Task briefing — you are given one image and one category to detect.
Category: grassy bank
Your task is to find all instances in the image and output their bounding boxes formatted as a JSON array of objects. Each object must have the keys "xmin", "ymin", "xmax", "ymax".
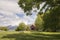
[{"xmin": 0, "ymin": 31, "xmax": 60, "ymax": 40}]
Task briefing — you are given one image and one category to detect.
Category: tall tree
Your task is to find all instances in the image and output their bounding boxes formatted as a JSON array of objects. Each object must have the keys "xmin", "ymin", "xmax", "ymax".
[
  {"xmin": 18, "ymin": 0, "xmax": 60, "ymax": 32},
  {"xmin": 18, "ymin": 0, "xmax": 60, "ymax": 14},
  {"xmin": 35, "ymin": 13, "xmax": 44, "ymax": 31},
  {"xmin": 43, "ymin": 7, "xmax": 60, "ymax": 32}
]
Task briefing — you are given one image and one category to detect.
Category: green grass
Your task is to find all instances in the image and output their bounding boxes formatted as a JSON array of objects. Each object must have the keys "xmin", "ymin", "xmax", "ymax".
[{"xmin": 0, "ymin": 31, "xmax": 60, "ymax": 40}]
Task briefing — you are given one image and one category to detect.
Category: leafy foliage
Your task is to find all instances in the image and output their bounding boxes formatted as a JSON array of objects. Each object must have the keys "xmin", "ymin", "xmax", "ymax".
[
  {"xmin": 25, "ymin": 25, "xmax": 30, "ymax": 31},
  {"xmin": 0, "ymin": 27, "xmax": 8, "ymax": 31},
  {"xmin": 43, "ymin": 6, "xmax": 60, "ymax": 32},
  {"xmin": 35, "ymin": 13, "xmax": 44, "ymax": 31},
  {"xmin": 16, "ymin": 23, "xmax": 30, "ymax": 31},
  {"xmin": 16, "ymin": 23, "xmax": 26, "ymax": 31},
  {"xmin": 18, "ymin": 0, "xmax": 60, "ymax": 14},
  {"xmin": 18, "ymin": 0, "xmax": 60, "ymax": 32}
]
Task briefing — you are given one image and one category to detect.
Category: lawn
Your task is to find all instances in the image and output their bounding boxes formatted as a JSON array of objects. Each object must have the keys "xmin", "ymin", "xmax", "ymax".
[{"xmin": 0, "ymin": 31, "xmax": 60, "ymax": 40}]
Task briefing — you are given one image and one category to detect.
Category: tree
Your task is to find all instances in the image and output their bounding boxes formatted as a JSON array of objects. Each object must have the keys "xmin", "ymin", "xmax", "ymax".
[
  {"xmin": 25, "ymin": 25, "xmax": 30, "ymax": 31},
  {"xmin": 16, "ymin": 23, "xmax": 26, "ymax": 31},
  {"xmin": 0, "ymin": 26, "xmax": 8, "ymax": 31},
  {"xmin": 35, "ymin": 13, "xmax": 44, "ymax": 31},
  {"xmin": 18, "ymin": 0, "xmax": 60, "ymax": 14},
  {"xmin": 43, "ymin": 7, "xmax": 60, "ymax": 32},
  {"xmin": 18, "ymin": 0, "xmax": 60, "ymax": 32}
]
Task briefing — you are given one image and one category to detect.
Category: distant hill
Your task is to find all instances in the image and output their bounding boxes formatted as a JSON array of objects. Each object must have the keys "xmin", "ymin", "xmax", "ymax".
[{"xmin": 7, "ymin": 25, "xmax": 17, "ymax": 31}]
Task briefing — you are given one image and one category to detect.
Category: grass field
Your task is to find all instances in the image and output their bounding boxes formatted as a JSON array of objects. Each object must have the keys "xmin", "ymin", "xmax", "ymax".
[{"xmin": 0, "ymin": 31, "xmax": 60, "ymax": 40}]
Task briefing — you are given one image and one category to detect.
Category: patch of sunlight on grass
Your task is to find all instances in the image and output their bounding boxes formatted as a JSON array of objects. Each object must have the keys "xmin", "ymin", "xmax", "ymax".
[
  {"xmin": 40, "ymin": 32, "xmax": 60, "ymax": 34},
  {"xmin": 23, "ymin": 31, "xmax": 31, "ymax": 34},
  {"xmin": 1, "ymin": 38, "xmax": 15, "ymax": 40}
]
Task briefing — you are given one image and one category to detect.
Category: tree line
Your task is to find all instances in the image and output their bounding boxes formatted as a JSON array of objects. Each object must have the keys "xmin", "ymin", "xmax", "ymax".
[{"xmin": 0, "ymin": 0, "xmax": 60, "ymax": 32}]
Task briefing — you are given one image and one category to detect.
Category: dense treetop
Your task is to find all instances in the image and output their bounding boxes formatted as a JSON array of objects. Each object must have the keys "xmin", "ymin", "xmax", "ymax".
[{"xmin": 18, "ymin": 0, "xmax": 60, "ymax": 14}]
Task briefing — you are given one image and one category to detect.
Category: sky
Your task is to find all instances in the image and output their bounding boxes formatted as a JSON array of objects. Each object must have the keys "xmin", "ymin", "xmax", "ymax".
[{"xmin": 0, "ymin": 0, "xmax": 37, "ymax": 26}]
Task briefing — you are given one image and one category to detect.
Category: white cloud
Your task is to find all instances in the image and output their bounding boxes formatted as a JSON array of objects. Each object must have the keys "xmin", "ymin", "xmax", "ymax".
[
  {"xmin": 0, "ymin": 0, "xmax": 36, "ymax": 26},
  {"xmin": 0, "ymin": 0, "xmax": 22, "ymax": 26},
  {"xmin": 0, "ymin": 0, "xmax": 23, "ymax": 13}
]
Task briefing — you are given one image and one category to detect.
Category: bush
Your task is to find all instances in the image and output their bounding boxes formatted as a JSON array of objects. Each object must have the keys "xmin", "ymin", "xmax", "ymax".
[
  {"xmin": 16, "ymin": 23, "xmax": 26, "ymax": 31},
  {"xmin": 0, "ymin": 27, "xmax": 8, "ymax": 31}
]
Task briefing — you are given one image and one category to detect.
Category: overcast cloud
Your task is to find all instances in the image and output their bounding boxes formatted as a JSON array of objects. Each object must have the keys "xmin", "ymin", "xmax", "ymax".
[{"xmin": 0, "ymin": 0, "xmax": 37, "ymax": 26}]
